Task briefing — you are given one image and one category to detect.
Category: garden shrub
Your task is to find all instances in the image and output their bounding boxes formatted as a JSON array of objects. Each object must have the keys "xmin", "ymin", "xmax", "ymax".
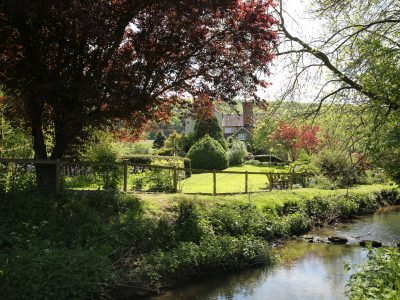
[
  {"xmin": 174, "ymin": 200, "xmax": 202, "ymax": 243},
  {"xmin": 206, "ymin": 203, "xmax": 282, "ymax": 239},
  {"xmin": 301, "ymin": 196, "xmax": 336, "ymax": 226},
  {"xmin": 152, "ymin": 131, "xmax": 166, "ymax": 149},
  {"xmin": 144, "ymin": 168, "xmax": 174, "ymax": 192},
  {"xmin": 375, "ymin": 188, "xmax": 400, "ymax": 206},
  {"xmin": 186, "ymin": 135, "xmax": 228, "ymax": 170},
  {"xmin": 314, "ymin": 149, "xmax": 364, "ymax": 187},
  {"xmin": 0, "ymin": 163, "xmax": 36, "ymax": 193},
  {"xmin": 362, "ymin": 168, "xmax": 389, "ymax": 185},
  {"xmin": 308, "ymin": 174, "xmax": 338, "ymax": 189},
  {"xmin": 78, "ymin": 130, "xmax": 122, "ymax": 190},
  {"xmin": 352, "ymin": 193, "xmax": 379, "ymax": 215},
  {"xmin": 123, "ymin": 141, "xmax": 153, "ymax": 155},
  {"xmin": 227, "ymin": 137, "xmax": 248, "ymax": 166},
  {"xmin": 276, "ymin": 200, "xmax": 301, "ymax": 216},
  {"xmin": 131, "ymin": 172, "xmax": 146, "ymax": 190},
  {"xmin": 193, "ymin": 115, "xmax": 227, "ymax": 150},
  {"xmin": 156, "ymin": 147, "xmax": 174, "ymax": 156},
  {"xmin": 298, "ymin": 189, "xmax": 399, "ymax": 228},
  {"xmin": 127, "ymin": 155, "xmax": 152, "ymax": 165},
  {"xmin": 281, "ymin": 212, "xmax": 311, "ymax": 236},
  {"xmin": 332, "ymin": 195, "xmax": 359, "ymax": 219},
  {"xmin": 86, "ymin": 141, "xmax": 121, "ymax": 190}
]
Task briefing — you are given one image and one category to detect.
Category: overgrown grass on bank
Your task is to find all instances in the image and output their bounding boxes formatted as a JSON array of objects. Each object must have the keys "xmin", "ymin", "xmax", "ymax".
[
  {"xmin": 0, "ymin": 185, "xmax": 399, "ymax": 299},
  {"xmin": 138, "ymin": 184, "xmax": 394, "ymax": 211}
]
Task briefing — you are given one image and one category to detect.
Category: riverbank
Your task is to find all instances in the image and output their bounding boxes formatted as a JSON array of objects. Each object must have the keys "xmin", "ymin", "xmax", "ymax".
[
  {"xmin": 147, "ymin": 206, "xmax": 400, "ymax": 300},
  {"xmin": 0, "ymin": 185, "xmax": 398, "ymax": 299}
]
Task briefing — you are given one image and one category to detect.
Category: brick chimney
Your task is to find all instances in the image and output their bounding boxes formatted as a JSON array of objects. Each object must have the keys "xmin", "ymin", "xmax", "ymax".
[{"xmin": 242, "ymin": 101, "xmax": 254, "ymax": 127}]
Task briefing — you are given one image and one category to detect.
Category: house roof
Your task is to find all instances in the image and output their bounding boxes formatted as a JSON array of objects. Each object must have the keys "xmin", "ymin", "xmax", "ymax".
[
  {"xmin": 232, "ymin": 127, "xmax": 252, "ymax": 136},
  {"xmin": 222, "ymin": 114, "xmax": 243, "ymax": 127}
]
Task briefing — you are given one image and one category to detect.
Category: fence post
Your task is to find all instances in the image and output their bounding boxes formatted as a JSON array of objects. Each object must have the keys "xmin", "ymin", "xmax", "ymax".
[
  {"xmin": 123, "ymin": 161, "xmax": 128, "ymax": 193},
  {"xmin": 245, "ymin": 171, "xmax": 248, "ymax": 194},
  {"xmin": 269, "ymin": 174, "xmax": 273, "ymax": 191},
  {"xmin": 173, "ymin": 166, "xmax": 178, "ymax": 193},
  {"xmin": 290, "ymin": 171, "xmax": 294, "ymax": 190},
  {"xmin": 213, "ymin": 170, "xmax": 217, "ymax": 196},
  {"xmin": 55, "ymin": 159, "xmax": 61, "ymax": 194}
]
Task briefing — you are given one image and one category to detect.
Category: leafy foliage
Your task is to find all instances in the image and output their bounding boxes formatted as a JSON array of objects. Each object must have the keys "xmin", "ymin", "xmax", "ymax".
[
  {"xmin": 193, "ymin": 115, "xmax": 227, "ymax": 150},
  {"xmin": 271, "ymin": 122, "xmax": 320, "ymax": 162},
  {"xmin": 186, "ymin": 135, "xmax": 228, "ymax": 170},
  {"xmin": 227, "ymin": 137, "xmax": 248, "ymax": 166},
  {"xmin": 370, "ymin": 118, "xmax": 400, "ymax": 184},
  {"xmin": 138, "ymin": 235, "xmax": 271, "ymax": 287},
  {"xmin": 0, "ymin": 93, "xmax": 32, "ymax": 158},
  {"xmin": 84, "ymin": 132, "xmax": 121, "ymax": 190},
  {"xmin": 0, "ymin": 0, "xmax": 278, "ymax": 163},
  {"xmin": 163, "ymin": 130, "xmax": 186, "ymax": 156},
  {"xmin": 346, "ymin": 247, "xmax": 400, "ymax": 300},
  {"xmin": 153, "ymin": 132, "xmax": 166, "ymax": 149},
  {"xmin": 0, "ymin": 182, "xmax": 398, "ymax": 298},
  {"xmin": 314, "ymin": 149, "xmax": 364, "ymax": 188}
]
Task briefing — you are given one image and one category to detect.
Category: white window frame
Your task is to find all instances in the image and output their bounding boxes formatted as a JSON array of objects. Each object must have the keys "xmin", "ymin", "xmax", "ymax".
[
  {"xmin": 237, "ymin": 133, "xmax": 247, "ymax": 141},
  {"xmin": 224, "ymin": 127, "xmax": 233, "ymax": 134}
]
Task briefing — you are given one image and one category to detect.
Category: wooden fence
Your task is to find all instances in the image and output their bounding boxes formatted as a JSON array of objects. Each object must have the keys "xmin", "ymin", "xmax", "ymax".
[{"xmin": 0, "ymin": 158, "xmax": 309, "ymax": 195}]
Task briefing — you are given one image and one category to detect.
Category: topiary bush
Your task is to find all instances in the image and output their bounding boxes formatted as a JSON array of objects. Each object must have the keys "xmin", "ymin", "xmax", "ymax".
[
  {"xmin": 193, "ymin": 115, "xmax": 227, "ymax": 150},
  {"xmin": 186, "ymin": 135, "xmax": 228, "ymax": 170}
]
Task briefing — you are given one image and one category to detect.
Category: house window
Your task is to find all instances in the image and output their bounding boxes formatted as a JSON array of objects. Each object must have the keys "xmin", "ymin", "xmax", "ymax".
[
  {"xmin": 224, "ymin": 128, "xmax": 233, "ymax": 134},
  {"xmin": 238, "ymin": 133, "xmax": 247, "ymax": 141}
]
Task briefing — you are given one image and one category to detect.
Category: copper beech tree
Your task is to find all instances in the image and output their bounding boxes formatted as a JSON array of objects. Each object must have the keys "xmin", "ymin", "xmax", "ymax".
[{"xmin": 0, "ymin": 0, "xmax": 278, "ymax": 186}]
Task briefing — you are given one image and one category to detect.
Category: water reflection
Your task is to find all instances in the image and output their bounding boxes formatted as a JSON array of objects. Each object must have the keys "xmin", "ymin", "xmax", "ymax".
[{"xmin": 147, "ymin": 207, "xmax": 400, "ymax": 300}]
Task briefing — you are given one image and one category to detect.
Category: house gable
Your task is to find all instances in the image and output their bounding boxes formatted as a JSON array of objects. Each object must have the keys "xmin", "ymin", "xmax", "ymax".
[{"xmin": 231, "ymin": 127, "xmax": 252, "ymax": 142}]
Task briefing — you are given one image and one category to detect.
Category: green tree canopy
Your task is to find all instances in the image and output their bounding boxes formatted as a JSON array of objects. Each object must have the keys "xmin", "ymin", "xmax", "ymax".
[
  {"xmin": 186, "ymin": 135, "xmax": 228, "ymax": 170},
  {"xmin": 164, "ymin": 130, "xmax": 186, "ymax": 156},
  {"xmin": 193, "ymin": 115, "xmax": 227, "ymax": 150},
  {"xmin": 152, "ymin": 132, "xmax": 166, "ymax": 149}
]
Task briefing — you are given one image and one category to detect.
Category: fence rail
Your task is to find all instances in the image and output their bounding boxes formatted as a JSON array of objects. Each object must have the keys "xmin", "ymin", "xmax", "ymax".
[{"xmin": 0, "ymin": 158, "xmax": 310, "ymax": 195}]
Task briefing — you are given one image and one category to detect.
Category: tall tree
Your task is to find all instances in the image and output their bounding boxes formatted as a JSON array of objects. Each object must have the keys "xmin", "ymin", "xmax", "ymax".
[
  {"xmin": 271, "ymin": 121, "xmax": 319, "ymax": 161},
  {"xmin": 0, "ymin": 0, "xmax": 278, "ymax": 186},
  {"xmin": 274, "ymin": 0, "xmax": 399, "ymax": 178},
  {"xmin": 152, "ymin": 131, "xmax": 165, "ymax": 149},
  {"xmin": 193, "ymin": 114, "xmax": 227, "ymax": 150},
  {"xmin": 275, "ymin": 0, "xmax": 399, "ymax": 115}
]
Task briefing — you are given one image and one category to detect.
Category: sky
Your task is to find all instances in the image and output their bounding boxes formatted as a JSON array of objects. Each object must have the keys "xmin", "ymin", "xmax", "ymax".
[{"xmin": 259, "ymin": 0, "xmax": 325, "ymax": 102}]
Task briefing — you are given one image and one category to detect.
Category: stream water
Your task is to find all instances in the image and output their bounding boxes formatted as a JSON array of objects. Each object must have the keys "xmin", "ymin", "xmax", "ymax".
[{"xmin": 147, "ymin": 206, "xmax": 400, "ymax": 300}]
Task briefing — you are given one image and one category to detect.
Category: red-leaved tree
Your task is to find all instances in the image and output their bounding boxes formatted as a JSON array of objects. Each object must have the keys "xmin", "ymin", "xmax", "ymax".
[
  {"xmin": 0, "ymin": 0, "xmax": 278, "ymax": 186},
  {"xmin": 271, "ymin": 122, "xmax": 319, "ymax": 161}
]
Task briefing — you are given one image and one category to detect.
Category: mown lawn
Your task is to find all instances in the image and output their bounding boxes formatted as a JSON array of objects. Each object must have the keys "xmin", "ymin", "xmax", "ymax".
[{"xmin": 180, "ymin": 164, "xmax": 285, "ymax": 194}]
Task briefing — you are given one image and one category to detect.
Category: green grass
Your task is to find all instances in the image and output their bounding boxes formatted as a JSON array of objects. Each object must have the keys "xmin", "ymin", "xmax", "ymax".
[
  {"xmin": 137, "ymin": 184, "xmax": 394, "ymax": 211},
  {"xmin": 180, "ymin": 164, "xmax": 285, "ymax": 194}
]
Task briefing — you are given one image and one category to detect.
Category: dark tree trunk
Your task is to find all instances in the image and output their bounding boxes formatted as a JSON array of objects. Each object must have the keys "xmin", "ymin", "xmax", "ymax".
[{"xmin": 29, "ymin": 104, "xmax": 57, "ymax": 191}]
